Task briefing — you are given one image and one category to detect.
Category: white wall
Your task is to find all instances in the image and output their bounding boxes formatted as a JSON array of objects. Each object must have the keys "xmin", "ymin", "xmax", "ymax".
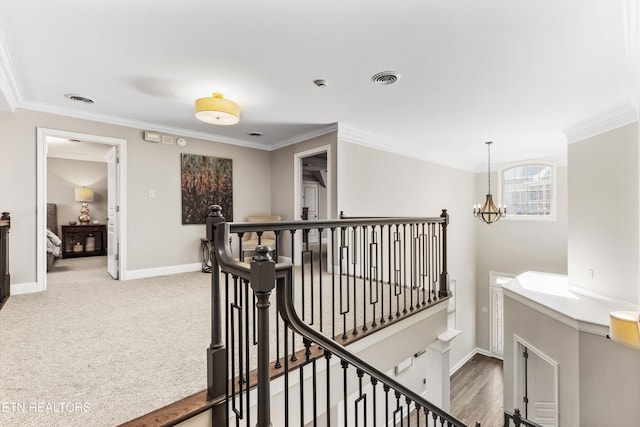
[
  {"xmin": 475, "ymin": 168, "xmax": 568, "ymax": 351},
  {"xmin": 568, "ymin": 122, "xmax": 639, "ymax": 303},
  {"xmin": 0, "ymin": 108, "xmax": 272, "ymax": 284},
  {"xmin": 336, "ymin": 140, "xmax": 477, "ymax": 368},
  {"xmin": 47, "ymin": 158, "xmax": 108, "ymax": 233}
]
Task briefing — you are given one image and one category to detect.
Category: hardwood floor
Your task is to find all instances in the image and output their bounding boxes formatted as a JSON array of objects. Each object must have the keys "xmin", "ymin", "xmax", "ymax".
[{"xmin": 450, "ymin": 354, "xmax": 504, "ymax": 427}]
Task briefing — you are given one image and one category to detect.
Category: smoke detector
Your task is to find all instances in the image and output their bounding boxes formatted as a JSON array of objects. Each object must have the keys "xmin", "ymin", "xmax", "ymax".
[{"xmin": 371, "ymin": 71, "xmax": 401, "ymax": 85}]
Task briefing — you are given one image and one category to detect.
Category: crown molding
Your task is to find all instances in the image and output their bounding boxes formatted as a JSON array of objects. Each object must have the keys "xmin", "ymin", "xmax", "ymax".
[
  {"xmin": 0, "ymin": 25, "xmax": 22, "ymax": 111},
  {"xmin": 268, "ymin": 123, "xmax": 338, "ymax": 150},
  {"xmin": 338, "ymin": 124, "xmax": 475, "ymax": 172},
  {"xmin": 18, "ymin": 100, "xmax": 276, "ymax": 151},
  {"xmin": 562, "ymin": 102, "xmax": 638, "ymax": 144}
]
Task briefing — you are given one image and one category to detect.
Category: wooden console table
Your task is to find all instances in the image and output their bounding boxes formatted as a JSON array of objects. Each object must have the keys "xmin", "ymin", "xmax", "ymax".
[{"xmin": 61, "ymin": 224, "xmax": 106, "ymax": 258}]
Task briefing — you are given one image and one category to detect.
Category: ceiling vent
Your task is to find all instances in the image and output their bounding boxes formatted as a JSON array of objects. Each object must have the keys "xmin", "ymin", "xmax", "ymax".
[
  {"xmin": 64, "ymin": 93, "xmax": 94, "ymax": 104},
  {"xmin": 371, "ymin": 71, "xmax": 401, "ymax": 85}
]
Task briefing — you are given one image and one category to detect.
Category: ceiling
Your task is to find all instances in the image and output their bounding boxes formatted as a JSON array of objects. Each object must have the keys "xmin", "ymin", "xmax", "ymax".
[{"xmin": 0, "ymin": 0, "xmax": 633, "ymax": 171}]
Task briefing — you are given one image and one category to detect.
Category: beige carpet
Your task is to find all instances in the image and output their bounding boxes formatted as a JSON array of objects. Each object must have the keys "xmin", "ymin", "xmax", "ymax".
[
  {"xmin": 0, "ymin": 253, "xmax": 433, "ymax": 427},
  {"xmin": 0, "ymin": 256, "xmax": 211, "ymax": 427}
]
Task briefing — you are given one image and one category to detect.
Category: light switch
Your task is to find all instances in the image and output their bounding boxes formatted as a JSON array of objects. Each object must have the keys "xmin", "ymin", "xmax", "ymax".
[{"xmin": 149, "ymin": 190, "xmax": 155, "ymax": 198}]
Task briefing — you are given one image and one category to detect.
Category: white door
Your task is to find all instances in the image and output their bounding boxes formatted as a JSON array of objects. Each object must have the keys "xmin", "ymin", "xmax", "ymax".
[
  {"xmin": 528, "ymin": 349, "xmax": 557, "ymax": 426},
  {"xmin": 516, "ymin": 342, "xmax": 558, "ymax": 427},
  {"xmin": 302, "ymin": 181, "xmax": 319, "ymax": 244},
  {"xmin": 107, "ymin": 147, "xmax": 119, "ymax": 279}
]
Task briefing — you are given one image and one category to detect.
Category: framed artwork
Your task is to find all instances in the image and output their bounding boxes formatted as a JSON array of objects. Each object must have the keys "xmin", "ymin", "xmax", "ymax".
[{"xmin": 181, "ymin": 153, "xmax": 233, "ymax": 224}]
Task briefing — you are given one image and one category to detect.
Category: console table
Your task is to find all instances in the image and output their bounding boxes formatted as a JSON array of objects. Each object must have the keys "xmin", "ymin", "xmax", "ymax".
[{"xmin": 61, "ymin": 224, "xmax": 106, "ymax": 258}]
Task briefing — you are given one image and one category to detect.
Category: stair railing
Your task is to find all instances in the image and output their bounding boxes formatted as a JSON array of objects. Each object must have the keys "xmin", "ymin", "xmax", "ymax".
[{"xmin": 206, "ymin": 205, "xmax": 462, "ymax": 426}]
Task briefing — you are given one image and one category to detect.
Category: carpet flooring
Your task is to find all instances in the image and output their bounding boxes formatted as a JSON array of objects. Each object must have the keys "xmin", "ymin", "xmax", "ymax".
[{"xmin": 0, "ymin": 256, "xmax": 211, "ymax": 427}]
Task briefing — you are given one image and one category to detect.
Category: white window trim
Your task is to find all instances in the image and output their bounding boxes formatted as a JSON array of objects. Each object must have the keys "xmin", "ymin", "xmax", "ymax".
[
  {"xmin": 489, "ymin": 271, "xmax": 516, "ymax": 359},
  {"xmin": 497, "ymin": 162, "xmax": 557, "ymax": 221}
]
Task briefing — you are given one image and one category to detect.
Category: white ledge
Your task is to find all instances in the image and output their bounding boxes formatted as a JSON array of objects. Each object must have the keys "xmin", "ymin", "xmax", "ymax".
[
  {"xmin": 437, "ymin": 328, "xmax": 462, "ymax": 343},
  {"xmin": 503, "ymin": 271, "xmax": 638, "ymax": 337}
]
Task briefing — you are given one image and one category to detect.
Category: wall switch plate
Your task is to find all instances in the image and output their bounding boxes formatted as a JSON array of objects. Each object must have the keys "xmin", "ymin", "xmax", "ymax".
[{"xmin": 161, "ymin": 135, "xmax": 174, "ymax": 145}]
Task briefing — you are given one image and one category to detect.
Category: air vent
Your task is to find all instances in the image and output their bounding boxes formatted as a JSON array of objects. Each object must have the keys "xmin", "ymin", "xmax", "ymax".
[
  {"xmin": 64, "ymin": 93, "xmax": 95, "ymax": 104},
  {"xmin": 371, "ymin": 71, "xmax": 401, "ymax": 85}
]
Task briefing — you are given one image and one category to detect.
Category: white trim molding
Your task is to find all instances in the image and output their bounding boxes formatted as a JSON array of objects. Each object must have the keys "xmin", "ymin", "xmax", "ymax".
[
  {"xmin": 126, "ymin": 263, "xmax": 202, "ymax": 280},
  {"xmin": 562, "ymin": 102, "xmax": 638, "ymax": 144},
  {"xmin": 0, "ymin": 25, "xmax": 21, "ymax": 111}
]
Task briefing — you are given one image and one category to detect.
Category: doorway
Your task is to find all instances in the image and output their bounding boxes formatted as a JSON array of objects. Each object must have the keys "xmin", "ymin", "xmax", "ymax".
[
  {"xmin": 514, "ymin": 336, "xmax": 558, "ymax": 427},
  {"xmin": 37, "ymin": 128, "xmax": 127, "ymax": 292},
  {"xmin": 293, "ymin": 146, "xmax": 331, "ymax": 266}
]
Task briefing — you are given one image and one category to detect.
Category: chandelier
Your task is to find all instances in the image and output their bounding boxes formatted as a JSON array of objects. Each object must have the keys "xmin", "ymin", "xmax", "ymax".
[{"xmin": 474, "ymin": 141, "xmax": 506, "ymax": 224}]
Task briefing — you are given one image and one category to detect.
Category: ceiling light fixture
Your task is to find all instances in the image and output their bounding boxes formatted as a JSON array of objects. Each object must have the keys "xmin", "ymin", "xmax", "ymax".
[
  {"xmin": 195, "ymin": 92, "xmax": 240, "ymax": 125},
  {"xmin": 610, "ymin": 311, "xmax": 640, "ymax": 350},
  {"xmin": 473, "ymin": 141, "xmax": 506, "ymax": 224}
]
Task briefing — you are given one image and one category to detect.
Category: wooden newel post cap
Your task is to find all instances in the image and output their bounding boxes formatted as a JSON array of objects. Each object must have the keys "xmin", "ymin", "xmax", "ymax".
[
  {"xmin": 208, "ymin": 205, "xmax": 223, "ymax": 218},
  {"xmin": 253, "ymin": 245, "xmax": 272, "ymax": 262}
]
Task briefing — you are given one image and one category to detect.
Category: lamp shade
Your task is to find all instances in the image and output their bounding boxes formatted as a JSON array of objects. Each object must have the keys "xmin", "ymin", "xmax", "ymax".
[
  {"xmin": 74, "ymin": 187, "xmax": 94, "ymax": 202},
  {"xmin": 195, "ymin": 92, "xmax": 240, "ymax": 125},
  {"xmin": 609, "ymin": 311, "xmax": 640, "ymax": 349}
]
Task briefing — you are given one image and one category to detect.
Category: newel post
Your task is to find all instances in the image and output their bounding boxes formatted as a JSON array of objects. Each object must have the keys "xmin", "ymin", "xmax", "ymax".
[
  {"xmin": 251, "ymin": 245, "xmax": 275, "ymax": 427},
  {"xmin": 206, "ymin": 205, "xmax": 227, "ymax": 406},
  {"xmin": 439, "ymin": 209, "xmax": 450, "ymax": 298}
]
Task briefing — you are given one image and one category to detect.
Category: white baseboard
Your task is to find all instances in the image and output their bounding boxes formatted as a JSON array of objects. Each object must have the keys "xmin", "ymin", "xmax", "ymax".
[
  {"xmin": 450, "ymin": 347, "xmax": 496, "ymax": 376},
  {"xmin": 11, "ymin": 281, "xmax": 40, "ymax": 295},
  {"xmin": 125, "ymin": 263, "xmax": 202, "ymax": 280}
]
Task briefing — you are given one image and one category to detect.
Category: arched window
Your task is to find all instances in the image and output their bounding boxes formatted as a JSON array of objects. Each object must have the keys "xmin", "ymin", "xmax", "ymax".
[{"xmin": 500, "ymin": 164, "xmax": 555, "ymax": 219}]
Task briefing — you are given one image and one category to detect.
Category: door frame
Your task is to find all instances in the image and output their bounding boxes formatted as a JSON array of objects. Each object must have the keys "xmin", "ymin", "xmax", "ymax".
[
  {"xmin": 293, "ymin": 145, "xmax": 332, "ymax": 265},
  {"xmin": 513, "ymin": 334, "xmax": 559, "ymax": 426},
  {"xmin": 37, "ymin": 128, "xmax": 128, "ymax": 291}
]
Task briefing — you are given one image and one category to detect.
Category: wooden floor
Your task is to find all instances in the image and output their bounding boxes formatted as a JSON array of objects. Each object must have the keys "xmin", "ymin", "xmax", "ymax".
[{"xmin": 450, "ymin": 354, "xmax": 503, "ymax": 427}]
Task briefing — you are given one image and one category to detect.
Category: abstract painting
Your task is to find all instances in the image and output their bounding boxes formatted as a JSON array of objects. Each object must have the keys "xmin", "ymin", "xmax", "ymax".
[{"xmin": 181, "ymin": 153, "xmax": 233, "ymax": 224}]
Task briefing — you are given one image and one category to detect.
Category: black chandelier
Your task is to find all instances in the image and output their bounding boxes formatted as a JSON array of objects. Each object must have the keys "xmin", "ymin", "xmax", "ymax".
[{"xmin": 473, "ymin": 141, "xmax": 506, "ymax": 224}]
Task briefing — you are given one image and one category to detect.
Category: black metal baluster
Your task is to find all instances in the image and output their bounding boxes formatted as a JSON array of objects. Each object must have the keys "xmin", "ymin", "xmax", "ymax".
[
  {"xmin": 355, "ymin": 369, "xmax": 367, "ymax": 426},
  {"xmin": 379, "ymin": 224, "xmax": 386, "ymax": 326},
  {"xmin": 244, "ymin": 278, "xmax": 251, "ymax": 427},
  {"xmin": 325, "ymin": 350, "xmax": 332, "ymax": 427},
  {"xmin": 410, "ymin": 223, "xmax": 415, "ymax": 312},
  {"xmin": 362, "ymin": 225, "xmax": 368, "ymax": 332},
  {"xmin": 352, "ymin": 226, "xmax": 358, "ymax": 336},
  {"xmin": 340, "ymin": 227, "xmax": 349, "ymax": 340},
  {"xmin": 371, "ymin": 377, "xmax": 378, "ymax": 427},
  {"xmin": 402, "ymin": 223, "xmax": 408, "ymax": 315},
  {"xmin": 331, "ymin": 227, "xmax": 336, "ymax": 340},
  {"xmin": 369, "ymin": 227, "xmax": 378, "ymax": 328},
  {"xmin": 284, "ymin": 323, "xmax": 290, "ymax": 427},
  {"xmin": 342, "ymin": 360, "xmax": 349, "ymax": 426},
  {"xmin": 290, "ymin": 229, "xmax": 297, "ymax": 362},
  {"xmin": 318, "ymin": 227, "xmax": 324, "ymax": 333},
  {"xmin": 384, "ymin": 384, "xmax": 390, "ymax": 427}
]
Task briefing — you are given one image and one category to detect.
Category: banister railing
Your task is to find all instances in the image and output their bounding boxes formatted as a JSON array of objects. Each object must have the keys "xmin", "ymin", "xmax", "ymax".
[
  {"xmin": 504, "ymin": 408, "xmax": 545, "ymax": 427},
  {"xmin": 206, "ymin": 205, "xmax": 463, "ymax": 426},
  {"xmin": 228, "ymin": 210, "xmax": 450, "ymax": 344}
]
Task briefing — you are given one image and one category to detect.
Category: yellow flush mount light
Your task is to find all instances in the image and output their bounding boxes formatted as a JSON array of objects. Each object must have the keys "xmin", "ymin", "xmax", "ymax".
[
  {"xmin": 610, "ymin": 311, "xmax": 640, "ymax": 350},
  {"xmin": 195, "ymin": 92, "xmax": 240, "ymax": 125}
]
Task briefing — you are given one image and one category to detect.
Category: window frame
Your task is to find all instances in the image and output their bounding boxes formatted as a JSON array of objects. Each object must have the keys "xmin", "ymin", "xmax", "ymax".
[
  {"xmin": 497, "ymin": 162, "xmax": 557, "ymax": 221},
  {"xmin": 489, "ymin": 271, "xmax": 515, "ymax": 359}
]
